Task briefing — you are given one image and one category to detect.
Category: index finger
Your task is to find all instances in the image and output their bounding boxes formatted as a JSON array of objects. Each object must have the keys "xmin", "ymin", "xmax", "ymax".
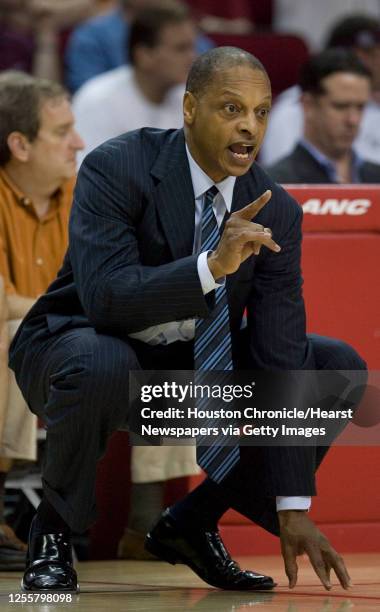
[
  {"xmin": 305, "ymin": 545, "xmax": 331, "ymax": 590},
  {"xmin": 328, "ymin": 550, "xmax": 352, "ymax": 590},
  {"xmin": 233, "ymin": 190, "xmax": 272, "ymax": 221}
]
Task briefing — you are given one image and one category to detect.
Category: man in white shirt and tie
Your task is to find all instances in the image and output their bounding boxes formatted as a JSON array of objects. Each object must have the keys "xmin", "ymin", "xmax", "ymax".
[{"xmin": 10, "ymin": 46, "xmax": 366, "ymax": 593}]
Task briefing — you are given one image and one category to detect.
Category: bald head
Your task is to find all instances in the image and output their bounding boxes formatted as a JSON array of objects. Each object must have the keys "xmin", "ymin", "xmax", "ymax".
[{"xmin": 186, "ymin": 47, "xmax": 269, "ymax": 98}]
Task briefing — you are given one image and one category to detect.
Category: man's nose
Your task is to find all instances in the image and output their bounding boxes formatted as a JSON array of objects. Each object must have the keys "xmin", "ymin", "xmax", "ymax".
[
  {"xmin": 238, "ymin": 113, "xmax": 258, "ymax": 136},
  {"xmin": 72, "ymin": 130, "xmax": 85, "ymax": 150},
  {"xmin": 346, "ymin": 108, "xmax": 362, "ymax": 128}
]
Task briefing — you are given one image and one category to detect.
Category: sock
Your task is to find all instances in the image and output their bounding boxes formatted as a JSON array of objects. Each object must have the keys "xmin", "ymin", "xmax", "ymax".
[
  {"xmin": 0, "ymin": 472, "xmax": 7, "ymax": 523},
  {"xmin": 169, "ymin": 478, "xmax": 231, "ymax": 530},
  {"xmin": 34, "ymin": 498, "xmax": 70, "ymax": 536},
  {"xmin": 127, "ymin": 482, "xmax": 164, "ymax": 534}
]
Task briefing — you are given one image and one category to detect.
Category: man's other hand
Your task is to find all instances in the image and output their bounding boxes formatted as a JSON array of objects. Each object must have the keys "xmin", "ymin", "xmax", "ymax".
[
  {"xmin": 207, "ymin": 189, "xmax": 281, "ymax": 280},
  {"xmin": 279, "ymin": 510, "xmax": 352, "ymax": 591}
]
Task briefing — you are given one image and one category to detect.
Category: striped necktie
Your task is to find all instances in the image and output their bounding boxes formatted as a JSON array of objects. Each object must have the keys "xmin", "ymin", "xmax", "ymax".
[{"xmin": 194, "ymin": 185, "xmax": 240, "ymax": 483}]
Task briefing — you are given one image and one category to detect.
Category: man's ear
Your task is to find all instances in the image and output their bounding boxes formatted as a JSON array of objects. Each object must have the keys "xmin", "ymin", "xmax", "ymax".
[
  {"xmin": 183, "ymin": 91, "xmax": 197, "ymax": 125},
  {"xmin": 301, "ymin": 92, "xmax": 315, "ymax": 119},
  {"xmin": 7, "ymin": 132, "xmax": 31, "ymax": 163}
]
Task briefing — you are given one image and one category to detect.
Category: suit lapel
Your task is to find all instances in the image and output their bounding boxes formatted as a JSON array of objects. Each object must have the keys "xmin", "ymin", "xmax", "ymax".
[
  {"xmin": 231, "ymin": 171, "xmax": 254, "ymax": 213},
  {"xmin": 220, "ymin": 167, "xmax": 259, "ymax": 234},
  {"xmin": 151, "ymin": 129, "xmax": 195, "ymax": 260},
  {"xmin": 150, "ymin": 136, "xmax": 267, "ymax": 260}
]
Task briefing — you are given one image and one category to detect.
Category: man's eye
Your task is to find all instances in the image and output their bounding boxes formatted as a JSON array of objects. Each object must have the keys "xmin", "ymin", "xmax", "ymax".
[
  {"xmin": 225, "ymin": 104, "xmax": 239, "ymax": 114},
  {"xmin": 257, "ymin": 108, "xmax": 270, "ymax": 118}
]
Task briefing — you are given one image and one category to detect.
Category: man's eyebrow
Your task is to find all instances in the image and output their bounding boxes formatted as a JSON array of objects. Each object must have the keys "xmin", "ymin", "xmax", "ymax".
[
  {"xmin": 219, "ymin": 90, "xmax": 272, "ymax": 102},
  {"xmin": 220, "ymin": 90, "xmax": 244, "ymax": 98}
]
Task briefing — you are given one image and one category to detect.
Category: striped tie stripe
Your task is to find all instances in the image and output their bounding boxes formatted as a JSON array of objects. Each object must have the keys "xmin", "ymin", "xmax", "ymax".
[
  {"xmin": 194, "ymin": 306, "xmax": 230, "ymax": 358},
  {"xmin": 194, "ymin": 185, "xmax": 240, "ymax": 483}
]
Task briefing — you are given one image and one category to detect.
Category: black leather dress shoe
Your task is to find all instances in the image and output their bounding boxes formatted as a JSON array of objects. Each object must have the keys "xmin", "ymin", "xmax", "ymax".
[
  {"xmin": 22, "ymin": 517, "xmax": 78, "ymax": 592},
  {"xmin": 145, "ymin": 509, "xmax": 276, "ymax": 591}
]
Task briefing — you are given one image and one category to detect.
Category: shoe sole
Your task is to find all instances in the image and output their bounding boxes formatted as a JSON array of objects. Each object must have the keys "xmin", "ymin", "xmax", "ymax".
[
  {"xmin": 21, "ymin": 578, "xmax": 80, "ymax": 594},
  {"xmin": 145, "ymin": 535, "xmax": 276, "ymax": 591}
]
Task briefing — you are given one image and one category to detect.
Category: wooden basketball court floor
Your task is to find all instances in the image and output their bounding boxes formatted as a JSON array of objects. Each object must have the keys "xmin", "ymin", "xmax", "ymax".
[{"xmin": 0, "ymin": 553, "xmax": 379, "ymax": 611}]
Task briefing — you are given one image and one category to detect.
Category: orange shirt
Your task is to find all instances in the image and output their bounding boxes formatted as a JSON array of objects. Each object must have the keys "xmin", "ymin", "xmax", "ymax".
[{"xmin": 0, "ymin": 168, "xmax": 74, "ymax": 298}]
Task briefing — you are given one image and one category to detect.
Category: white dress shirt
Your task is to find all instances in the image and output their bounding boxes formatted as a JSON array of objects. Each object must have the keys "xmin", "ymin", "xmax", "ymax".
[{"xmin": 130, "ymin": 145, "xmax": 311, "ymax": 512}]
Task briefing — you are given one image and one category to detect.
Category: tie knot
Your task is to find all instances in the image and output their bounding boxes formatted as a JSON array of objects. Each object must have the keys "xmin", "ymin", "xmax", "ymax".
[{"xmin": 205, "ymin": 185, "xmax": 218, "ymax": 205}]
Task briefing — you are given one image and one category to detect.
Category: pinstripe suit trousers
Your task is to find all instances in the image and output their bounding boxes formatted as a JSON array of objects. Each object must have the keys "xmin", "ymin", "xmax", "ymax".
[{"xmin": 14, "ymin": 324, "xmax": 366, "ymax": 534}]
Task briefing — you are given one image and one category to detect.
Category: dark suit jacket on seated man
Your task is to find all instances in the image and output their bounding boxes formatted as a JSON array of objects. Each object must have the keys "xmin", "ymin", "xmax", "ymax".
[
  {"xmin": 267, "ymin": 140, "xmax": 380, "ymax": 184},
  {"xmin": 9, "ymin": 47, "xmax": 366, "ymax": 593}
]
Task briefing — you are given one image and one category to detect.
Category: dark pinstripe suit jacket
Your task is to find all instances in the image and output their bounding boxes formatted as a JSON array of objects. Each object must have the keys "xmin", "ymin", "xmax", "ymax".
[
  {"xmin": 10, "ymin": 128, "xmax": 316, "ymax": 502},
  {"xmin": 11, "ymin": 128, "xmax": 311, "ymax": 366},
  {"xmin": 267, "ymin": 142, "xmax": 380, "ymax": 184}
]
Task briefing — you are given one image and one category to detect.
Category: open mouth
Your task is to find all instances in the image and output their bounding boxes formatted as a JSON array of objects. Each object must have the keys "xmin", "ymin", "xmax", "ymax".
[{"xmin": 228, "ymin": 143, "xmax": 255, "ymax": 161}]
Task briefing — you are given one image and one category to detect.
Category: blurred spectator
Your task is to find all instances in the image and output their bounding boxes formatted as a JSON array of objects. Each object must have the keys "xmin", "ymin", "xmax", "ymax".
[
  {"xmin": 65, "ymin": 0, "xmax": 213, "ymax": 93},
  {"xmin": 266, "ymin": 49, "xmax": 380, "ymax": 183},
  {"xmin": 188, "ymin": 0, "xmax": 254, "ymax": 35},
  {"xmin": 0, "ymin": 0, "xmax": 97, "ymax": 80},
  {"xmin": 73, "ymin": 2, "xmax": 200, "ymax": 561},
  {"xmin": 260, "ymin": 15, "xmax": 380, "ymax": 166},
  {"xmin": 0, "ymin": 71, "xmax": 83, "ymax": 569},
  {"xmin": 274, "ymin": 0, "xmax": 380, "ymax": 50},
  {"xmin": 187, "ymin": 0, "xmax": 273, "ymax": 35},
  {"xmin": 74, "ymin": 1, "xmax": 196, "ymax": 165}
]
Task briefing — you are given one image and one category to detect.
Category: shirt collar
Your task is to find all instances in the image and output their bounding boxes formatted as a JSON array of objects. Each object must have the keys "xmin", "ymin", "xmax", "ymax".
[
  {"xmin": 0, "ymin": 167, "xmax": 32, "ymax": 207},
  {"xmin": 0, "ymin": 167, "xmax": 66, "ymax": 214},
  {"xmin": 185, "ymin": 144, "xmax": 236, "ymax": 211},
  {"xmin": 300, "ymin": 138, "xmax": 364, "ymax": 183}
]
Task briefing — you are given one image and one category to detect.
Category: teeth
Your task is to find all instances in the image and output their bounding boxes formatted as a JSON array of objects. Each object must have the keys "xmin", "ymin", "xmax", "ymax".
[{"xmin": 232, "ymin": 152, "xmax": 249, "ymax": 159}]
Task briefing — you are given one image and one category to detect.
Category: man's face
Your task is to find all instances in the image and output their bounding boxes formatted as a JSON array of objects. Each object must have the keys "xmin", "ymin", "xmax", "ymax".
[
  {"xmin": 27, "ymin": 96, "xmax": 84, "ymax": 182},
  {"xmin": 303, "ymin": 72, "xmax": 371, "ymax": 158},
  {"xmin": 184, "ymin": 65, "xmax": 272, "ymax": 182},
  {"xmin": 147, "ymin": 21, "xmax": 197, "ymax": 88}
]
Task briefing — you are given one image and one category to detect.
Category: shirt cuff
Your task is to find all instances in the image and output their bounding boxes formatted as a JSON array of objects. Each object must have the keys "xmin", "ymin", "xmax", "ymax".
[
  {"xmin": 197, "ymin": 251, "xmax": 225, "ymax": 295},
  {"xmin": 276, "ymin": 496, "xmax": 311, "ymax": 511}
]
